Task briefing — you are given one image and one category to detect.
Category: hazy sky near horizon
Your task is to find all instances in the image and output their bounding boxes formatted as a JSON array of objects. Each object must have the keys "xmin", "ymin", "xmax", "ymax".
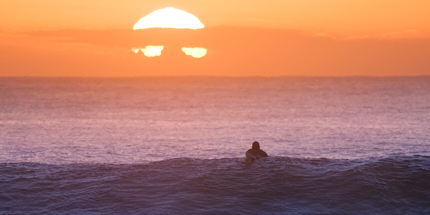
[{"xmin": 1, "ymin": 0, "xmax": 430, "ymax": 76}]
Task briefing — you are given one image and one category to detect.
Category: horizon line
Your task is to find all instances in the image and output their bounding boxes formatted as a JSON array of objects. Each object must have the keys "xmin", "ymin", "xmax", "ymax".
[{"xmin": 1, "ymin": 75, "xmax": 429, "ymax": 78}]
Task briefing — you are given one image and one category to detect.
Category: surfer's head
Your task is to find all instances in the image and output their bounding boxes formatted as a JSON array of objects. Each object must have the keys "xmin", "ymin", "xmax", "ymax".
[{"xmin": 252, "ymin": 141, "xmax": 260, "ymax": 150}]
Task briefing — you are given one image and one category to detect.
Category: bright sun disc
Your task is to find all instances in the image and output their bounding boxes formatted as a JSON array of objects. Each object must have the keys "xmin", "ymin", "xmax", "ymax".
[
  {"xmin": 182, "ymin": 47, "xmax": 207, "ymax": 58},
  {"xmin": 140, "ymin": 46, "xmax": 164, "ymax": 57},
  {"xmin": 133, "ymin": 7, "xmax": 204, "ymax": 30}
]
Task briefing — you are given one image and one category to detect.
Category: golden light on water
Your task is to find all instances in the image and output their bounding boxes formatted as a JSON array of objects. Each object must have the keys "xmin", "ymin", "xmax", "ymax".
[
  {"xmin": 133, "ymin": 7, "xmax": 204, "ymax": 30},
  {"xmin": 182, "ymin": 47, "xmax": 207, "ymax": 58}
]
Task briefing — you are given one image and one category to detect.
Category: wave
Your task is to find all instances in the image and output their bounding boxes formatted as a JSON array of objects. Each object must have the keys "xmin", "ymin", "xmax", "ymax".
[{"xmin": 1, "ymin": 155, "xmax": 429, "ymax": 214}]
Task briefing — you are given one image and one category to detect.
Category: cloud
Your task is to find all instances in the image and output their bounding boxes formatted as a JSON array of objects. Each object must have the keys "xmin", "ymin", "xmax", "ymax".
[
  {"xmin": 343, "ymin": 30, "xmax": 421, "ymax": 40},
  {"xmin": 1, "ymin": 27, "xmax": 429, "ymax": 76},
  {"xmin": 314, "ymin": 33, "xmax": 337, "ymax": 40}
]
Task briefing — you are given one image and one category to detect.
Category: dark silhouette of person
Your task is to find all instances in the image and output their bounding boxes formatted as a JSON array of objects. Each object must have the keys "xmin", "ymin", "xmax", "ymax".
[{"xmin": 246, "ymin": 141, "xmax": 268, "ymax": 163}]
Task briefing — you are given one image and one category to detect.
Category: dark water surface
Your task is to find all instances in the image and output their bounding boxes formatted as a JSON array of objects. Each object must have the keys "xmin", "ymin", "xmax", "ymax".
[
  {"xmin": 1, "ymin": 156, "xmax": 429, "ymax": 214},
  {"xmin": 0, "ymin": 77, "xmax": 429, "ymax": 214}
]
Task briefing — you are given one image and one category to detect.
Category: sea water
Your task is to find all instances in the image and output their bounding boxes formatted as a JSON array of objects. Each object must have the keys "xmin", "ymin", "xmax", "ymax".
[{"xmin": 0, "ymin": 77, "xmax": 429, "ymax": 214}]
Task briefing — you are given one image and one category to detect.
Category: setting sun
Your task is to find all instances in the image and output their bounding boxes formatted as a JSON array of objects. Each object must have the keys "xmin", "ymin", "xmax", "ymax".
[
  {"xmin": 182, "ymin": 47, "xmax": 207, "ymax": 58},
  {"xmin": 133, "ymin": 7, "xmax": 204, "ymax": 30},
  {"xmin": 139, "ymin": 46, "xmax": 164, "ymax": 57}
]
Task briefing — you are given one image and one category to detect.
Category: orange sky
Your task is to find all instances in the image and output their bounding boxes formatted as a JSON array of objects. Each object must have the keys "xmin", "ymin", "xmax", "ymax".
[
  {"xmin": 2, "ymin": 0, "xmax": 430, "ymax": 35},
  {"xmin": 1, "ymin": 0, "xmax": 430, "ymax": 76}
]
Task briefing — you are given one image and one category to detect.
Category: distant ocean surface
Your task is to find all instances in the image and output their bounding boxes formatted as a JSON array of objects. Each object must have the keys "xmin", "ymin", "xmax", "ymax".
[{"xmin": 1, "ymin": 77, "xmax": 429, "ymax": 214}]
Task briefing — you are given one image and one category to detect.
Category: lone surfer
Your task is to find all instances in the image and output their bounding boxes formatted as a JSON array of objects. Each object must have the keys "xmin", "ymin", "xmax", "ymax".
[{"xmin": 245, "ymin": 141, "xmax": 268, "ymax": 163}]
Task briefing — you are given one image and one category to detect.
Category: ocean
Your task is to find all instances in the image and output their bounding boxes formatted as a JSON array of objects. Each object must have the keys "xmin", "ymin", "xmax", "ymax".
[{"xmin": 0, "ymin": 77, "xmax": 429, "ymax": 214}]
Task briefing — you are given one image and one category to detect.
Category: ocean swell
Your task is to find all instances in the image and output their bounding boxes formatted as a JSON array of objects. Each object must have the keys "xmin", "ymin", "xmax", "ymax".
[{"xmin": 1, "ymin": 155, "xmax": 429, "ymax": 214}]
